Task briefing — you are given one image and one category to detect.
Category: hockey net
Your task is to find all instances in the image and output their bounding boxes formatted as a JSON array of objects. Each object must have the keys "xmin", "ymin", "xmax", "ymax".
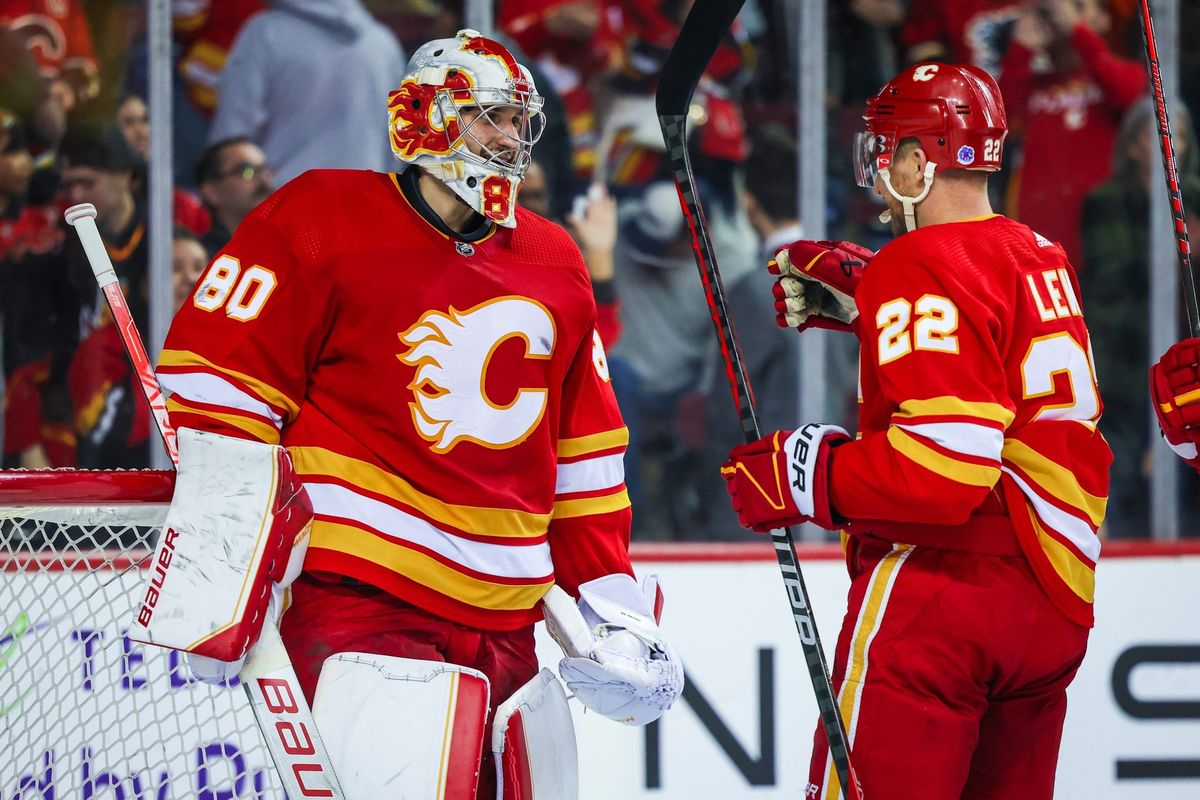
[{"xmin": 0, "ymin": 470, "xmax": 283, "ymax": 799}]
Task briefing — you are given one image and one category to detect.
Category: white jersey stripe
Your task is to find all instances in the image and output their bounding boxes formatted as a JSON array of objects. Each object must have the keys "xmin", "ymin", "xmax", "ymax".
[
  {"xmin": 555, "ymin": 452, "xmax": 625, "ymax": 495},
  {"xmin": 1002, "ymin": 468, "xmax": 1101, "ymax": 562},
  {"xmin": 160, "ymin": 371, "xmax": 284, "ymax": 426},
  {"xmin": 304, "ymin": 482, "xmax": 553, "ymax": 580},
  {"xmin": 895, "ymin": 421, "xmax": 1003, "ymax": 462}
]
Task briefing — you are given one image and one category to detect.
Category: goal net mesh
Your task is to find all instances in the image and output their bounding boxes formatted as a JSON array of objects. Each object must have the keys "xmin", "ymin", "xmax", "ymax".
[{"xmin": 0, "ymin": 472, "xmax": 282, "ymax": 799}]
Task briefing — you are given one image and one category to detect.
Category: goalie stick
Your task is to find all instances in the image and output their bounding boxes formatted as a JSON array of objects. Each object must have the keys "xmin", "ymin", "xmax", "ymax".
[
  {"xmin": 65, "ymin": 204, "xmax": 346, "ymax": 800},
  {"xmin": 655, "ymin": 6, "xmax": 863, "ymax": 799},
  {"xmin": 1137, "ymin": 0, "xmax": 1200, "ymax": 337}
]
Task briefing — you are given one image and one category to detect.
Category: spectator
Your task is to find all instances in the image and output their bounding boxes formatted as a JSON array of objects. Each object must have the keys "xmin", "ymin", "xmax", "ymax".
[
  {"xmin": 609, "ymin": 180, "xmax": 714, "ymax": 536},
  {"xmin": 171, "ymin": 228, "xmax": 208, "ymax": 312},
  {"xmin": 173, "ymin": 0, "xmax": 265, "ymax": 118},
  {"xmin": 1080, "ymin": 97, "xmax": 1200, "ymax": 537},
  {"xmin": 209, "ymin": 0, "xmax": 405, "ymax": 185},
  {"xmin": 114, "ymin": 92, "xmax": 210, "ymax": 236},
  {"xmin": 999, "ymin": 0, "xmax": 1146, "ymax": 268},
  {"xmin": 902, "ymin": 0, "xmax": 1023, "ymax": 76},
  {"xmin": 522, "ymin": 159, "xmax": 621, "ymax": 348},
  {"xmin": 194, "ymin": 136, "xmax": 272, "ymax": 255},
  {"xmin": 57, "ymin": 127, "xmax": 151, "ymax": 468},
  {"xmin": 0, "ymin": 0, "xmax": 99, "ymax": 111},
  {"xmin": 0, "ymin": 108, "xmax": 61, "ymax": 468}
]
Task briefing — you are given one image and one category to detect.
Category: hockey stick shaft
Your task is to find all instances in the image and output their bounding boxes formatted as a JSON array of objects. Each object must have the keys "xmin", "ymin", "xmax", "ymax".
[
  {"xmin": 64, "ymin": 205, "xmax": 179, "ymax": 465},
  {"xmin": 1137, "ymin": 0, "xmax": 1200, "ymax": 337},
  {"xmin": 655, "ymin": 7, "xmax": 862, "ymax": 799},
  {"xmin": 65, "ymin": 203, "xmax": 346, "ymax": 800}
]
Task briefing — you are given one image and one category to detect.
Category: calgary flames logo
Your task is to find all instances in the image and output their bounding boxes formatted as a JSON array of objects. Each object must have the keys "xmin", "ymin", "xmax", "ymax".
[
  {"xmin": 397, "ymin": 297, "xmax": 556, "ymax": 453},
  {"xmin": 388, "ymin": 79, "xmax": 465, "ymax": 159}
]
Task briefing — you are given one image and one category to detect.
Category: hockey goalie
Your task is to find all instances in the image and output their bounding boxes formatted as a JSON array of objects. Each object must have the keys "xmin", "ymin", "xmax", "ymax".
[{"xmin": 129, "ymin": 29, "xmax": 683, "ymax": 800}]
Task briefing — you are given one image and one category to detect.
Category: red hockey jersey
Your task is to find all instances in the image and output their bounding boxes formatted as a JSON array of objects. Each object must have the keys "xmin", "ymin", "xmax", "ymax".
[
  {"xmin": 831, "ymin": 215, "xmax": 1110, "ymax": 627},
  {"xmin": 158, "ymin": 170, "xmax": 633, "ymax": 631}
]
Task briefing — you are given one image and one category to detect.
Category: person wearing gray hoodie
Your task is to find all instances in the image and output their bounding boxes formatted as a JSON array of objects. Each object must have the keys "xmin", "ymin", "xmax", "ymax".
[{"xmin": 209, "ymin": 0, "xmax": 405, "ymax": 185}]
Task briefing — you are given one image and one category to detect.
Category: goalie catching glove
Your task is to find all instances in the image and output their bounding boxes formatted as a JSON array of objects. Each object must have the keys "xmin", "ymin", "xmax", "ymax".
[
  {"xmin": 721, "ymin": 424, "xmax": 850, "ymax": 532},
  {"xmin": 541, "ymin": 573, "xmax": 683, "ymax": 726},
  {"xmin": 1151, "ymin": 337, "xmax": 1200, "ymax": 471},
  {"xmin": 769, "ymin": 240, "xmax": 873, "ymax": 333}
]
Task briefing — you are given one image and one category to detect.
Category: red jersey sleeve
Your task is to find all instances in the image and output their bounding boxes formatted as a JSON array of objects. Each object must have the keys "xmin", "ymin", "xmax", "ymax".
[
  {"xmin": 157, "ymin": 175, "xmax": 332, "ymax": 444},
  {"xmin": 829, "ymin": 242, "xmax": 1014, "ymax": 525},
  {"xmin": 547, "ymin": 320, "xmax": 633, "ymax": 596}
]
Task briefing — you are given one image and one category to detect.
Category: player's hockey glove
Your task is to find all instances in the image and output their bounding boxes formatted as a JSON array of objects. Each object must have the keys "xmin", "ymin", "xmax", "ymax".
[
  {"xmin": 721, "ymin": 424, "xmax": 850, "ymax": 532},
  {"xmin": 1151, "ymin": 337, "xmax": 1200, "ymax": 471},
  {"xmin": 769, "ymin": 240, "xmax": 873, "ymax": 333},
  {"xmin": 541, "ymin": 573, "xmax": 683, "ymax": 726}
]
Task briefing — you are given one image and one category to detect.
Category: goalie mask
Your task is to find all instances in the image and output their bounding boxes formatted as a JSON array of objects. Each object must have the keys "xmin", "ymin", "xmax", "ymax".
[
  {"xmin": 855, "ymin": 62, "xmax": 1007, "ymax": 231},
  {"xmin": 388, "ymin": 29, "xmax": 545, "ymax": 228}
]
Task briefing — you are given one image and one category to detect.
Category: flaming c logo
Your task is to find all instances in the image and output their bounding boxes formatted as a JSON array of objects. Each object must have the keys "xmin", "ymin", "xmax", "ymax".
[{"xmin": 398, "ymin": 297, "xmax": 556, "ymax": 453}]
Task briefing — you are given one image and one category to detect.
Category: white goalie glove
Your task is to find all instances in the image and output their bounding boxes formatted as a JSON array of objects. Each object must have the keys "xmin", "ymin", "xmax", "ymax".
[{"xmin": 541, "ymin": 574, "xmax": 683, "ymax": 726}]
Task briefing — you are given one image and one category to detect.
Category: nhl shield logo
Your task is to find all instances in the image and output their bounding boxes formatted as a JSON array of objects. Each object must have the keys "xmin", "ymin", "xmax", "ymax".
[{"xmin": 455, "ymin": 241, "xmax": 475, "ymax": 257}]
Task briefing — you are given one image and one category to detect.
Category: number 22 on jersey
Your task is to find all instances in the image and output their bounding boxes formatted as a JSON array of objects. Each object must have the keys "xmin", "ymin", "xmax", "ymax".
[{"xmin": 874, "ymin": 294, "xmax": 1100, "ymax": 424}]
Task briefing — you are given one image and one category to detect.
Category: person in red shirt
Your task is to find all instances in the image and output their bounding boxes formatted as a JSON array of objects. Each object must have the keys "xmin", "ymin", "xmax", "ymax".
[
  {"xmin": 723, "ymin": 63, "xmax": 1110, "ymax": 800},
  {"xmin": 999, "ymin": 0, "xmax": 1146, "ymax": 268},
  {"xmin": 1151, "ymin": 337, "xmax": 1200, "ymax": 472},
  {"xmin": 902, "ymin": 0, "xmax": 1022, "ymax": 75},
  {"xmin": 157, "ymin": 29, "xmax": 681, "ymax": 799},
  {"xmin": 0, "ymin": 0, "xmax": 99, "ymax": 108}
]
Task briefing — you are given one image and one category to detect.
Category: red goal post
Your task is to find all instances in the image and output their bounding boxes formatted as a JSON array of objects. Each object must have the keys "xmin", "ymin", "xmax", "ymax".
[{"xmin": 0, "ymin": 469, "xmax": 284, "ymax": 799}]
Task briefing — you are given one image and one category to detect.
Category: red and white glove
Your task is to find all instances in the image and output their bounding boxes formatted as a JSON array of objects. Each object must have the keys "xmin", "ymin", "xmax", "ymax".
[
  {"xmin": 721, "ymin": 424, "xmax": 850, "ymax": 532},
  {"xmin": 768, "ymin": 240, "xmax": 874, "ymax": 333},
  {"xmin": 1150, "ymin": 337, "xmax": 1200, "ymax": 471}
]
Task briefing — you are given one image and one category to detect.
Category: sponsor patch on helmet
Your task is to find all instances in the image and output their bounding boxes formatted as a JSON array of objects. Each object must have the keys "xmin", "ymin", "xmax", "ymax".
[{"xmin": 956, "ymin": 145, "xmax": 975, "ymax": 165}]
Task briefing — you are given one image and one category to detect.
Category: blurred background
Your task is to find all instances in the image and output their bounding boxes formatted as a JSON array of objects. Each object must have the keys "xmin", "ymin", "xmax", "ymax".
[{"xmin": 0, "ymin": 0, "xmax": 1195, "ymax": 541}]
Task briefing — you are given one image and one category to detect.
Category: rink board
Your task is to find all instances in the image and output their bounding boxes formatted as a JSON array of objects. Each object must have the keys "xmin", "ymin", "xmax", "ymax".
[{"xmin": 2, "ymin": 544, "xmax": 1197, "ymax": 799}]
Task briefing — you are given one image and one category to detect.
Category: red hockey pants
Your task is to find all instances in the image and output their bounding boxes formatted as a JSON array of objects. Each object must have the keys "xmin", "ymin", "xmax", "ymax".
[
  {"xmin": 279, "ymin": 573, "xmax": 539, "ymax": 800},
  {"xmin": 808, "ymin": 536, "xmax": 1090, "ymax": 800}
]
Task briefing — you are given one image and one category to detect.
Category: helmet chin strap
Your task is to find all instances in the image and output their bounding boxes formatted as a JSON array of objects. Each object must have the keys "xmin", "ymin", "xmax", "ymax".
[{"xmin": 877, "ymin": 161, "xmax": 937, "ymax": 231}]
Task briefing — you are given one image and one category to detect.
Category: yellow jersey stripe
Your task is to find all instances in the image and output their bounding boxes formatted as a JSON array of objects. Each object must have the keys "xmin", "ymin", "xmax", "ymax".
[
  {"xmin": 552, "ymin": 487, "xmax": 630, "ymax": 520},
  {"xmin": 825, "ymin": 545, "xmax": 912, "ymax": 799},
  {"xmin": 291, "ymin": 446, "xmax": 551, "ymax": 538},
  {"xmin": 895, "ymin": 396, "xmax": 1015, "ymax": 427},
  {"xmin": 167, "ymin": 397, "xmax": 280, "ymax": 444},
  {"xmin": 159, "ymin": 349, "xmax": 300, "ymax": 420},
  {"xmin": 557, "ymin": 427, "xmax": 629, "ymax": 459},
  {"xmin": 1003, "ymin": 439, "xmax": 1106, "ymax": 527},
  {"xmin": 1027, "ymin": 509, "xmax": 1096, "ymax": 604},
  {"xmin": 310, "ymin": 520, "xmax": 551, "ymax": 610},
  {"xmin": 887, "ymin": 427, "xmax": 1001, "ymax": 488},
  {"xmin": 1176, "ymin": 387, "xmax": 1200, "ymax": 407}
]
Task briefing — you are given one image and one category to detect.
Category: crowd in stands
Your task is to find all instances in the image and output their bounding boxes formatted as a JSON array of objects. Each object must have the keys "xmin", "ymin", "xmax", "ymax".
[{"xmin": 0, "ymin": 0, "xmax": 1195, "ymax": 538}]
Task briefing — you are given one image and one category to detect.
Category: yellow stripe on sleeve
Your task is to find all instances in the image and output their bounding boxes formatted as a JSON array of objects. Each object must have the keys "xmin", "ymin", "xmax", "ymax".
[
  {"xmin": 166, "ymin": 397, "xmax": 280, "ymax": 444},
  {"xmin": 290, "ymin": 446, "xmax": 551, "ymax": 538},
  {"xmin": 309, "ymin": 520, "xmax": 551, "ymax": 610},
  {"xmin": 887, "ymin": 427, "xmax": 1001, "ymax": 488},
  {"xmin": 895, "ymin": 396, "xmax": 1015, "ymax": 427},
  {"xmin": 552, "ymin": 488, "xmax": 631, "ymax": 520},
  {"xmin": 1002, "ymin": 439, "xmax": 1107, "ymax": 527},
  {"xmin": 1026, "ymin": 509, "xmax": 1096, "ymax": 604},
  {"xmin": 159, "ymin": 349, "xmax": 300, "ymax": 421},
  {"xmin": 557, "ymin": 427, "xmax": 629, "ymax": 458}
]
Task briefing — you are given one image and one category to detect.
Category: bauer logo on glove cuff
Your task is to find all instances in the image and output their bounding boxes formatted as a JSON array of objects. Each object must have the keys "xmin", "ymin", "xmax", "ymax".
[{"xmin": 789, "ymin": 424, "xmax": 819, "ymax": 496}]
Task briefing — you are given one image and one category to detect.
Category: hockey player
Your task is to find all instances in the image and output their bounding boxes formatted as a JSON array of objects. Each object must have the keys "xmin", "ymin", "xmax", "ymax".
[
  {"xmin": 721, "ymin": 63, "xmax": 1110, "ymax": 799},
  {"xmin": 140, "ymin": 29, "xmax": 681, "ymax": 799},
  {"xmin": 1151, "ymin": 338, "xmax": 1200, "ymax": 473}
]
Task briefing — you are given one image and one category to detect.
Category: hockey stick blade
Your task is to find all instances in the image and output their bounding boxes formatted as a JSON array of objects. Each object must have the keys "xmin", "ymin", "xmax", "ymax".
[
  {"xmin": 655, "ymin": 6, "xmax": 863, "ymax": 799},
  {"xmin": 65, "ymin": 203, "xmax": 346, "ymax": 800}
]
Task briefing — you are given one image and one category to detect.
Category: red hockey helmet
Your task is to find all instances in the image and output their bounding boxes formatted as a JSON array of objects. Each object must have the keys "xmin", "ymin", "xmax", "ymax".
[{"xmin": 854, "ymin": 62, "xmax": 1008, "ymax": 189}]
